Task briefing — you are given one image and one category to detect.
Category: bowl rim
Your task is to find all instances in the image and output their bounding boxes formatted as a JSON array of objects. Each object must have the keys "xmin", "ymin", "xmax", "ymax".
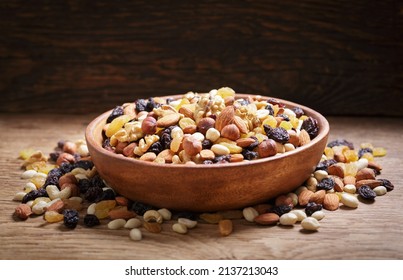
[{"xmin": 85, "ymin": 94, "xmax": 329, "ymax": 170}]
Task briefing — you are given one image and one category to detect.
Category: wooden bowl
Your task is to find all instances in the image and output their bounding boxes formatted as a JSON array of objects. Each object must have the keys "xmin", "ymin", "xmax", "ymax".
[{"xmin": 85, "ymin": 94, "xmax": 329, "ymax": 212}]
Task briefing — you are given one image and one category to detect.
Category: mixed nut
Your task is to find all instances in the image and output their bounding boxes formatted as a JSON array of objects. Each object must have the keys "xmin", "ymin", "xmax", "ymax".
[
  {"xmin": 101, "ymin": 87, "xmax": 320, "ymax": 164},
  {"xmin": 11, "ymin": 89, "xmax": 395, "ymax": 240}
]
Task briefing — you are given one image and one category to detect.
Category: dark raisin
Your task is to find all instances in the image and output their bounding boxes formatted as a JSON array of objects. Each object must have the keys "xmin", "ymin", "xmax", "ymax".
[
  {"xmin": 83, "ymin": 214, "xmax": 100, "ymax": 227},
  {"xmin": 315, "ymin": 159, "xmax": 337, "ymax": 171},
  {"xmin": 130, "ymin": 201, "xmax": 154, "ymax": 216},
  {"xmin": 358, "ymin": 185, "xmax": 376, "ymax": 200},
  {"xmin": 73, "ymin": 160, "xmax": 94, "ymax": 170},
  {"xmin": 147, "ymin": 142, "xmax": 163, "ymax": 154},
  {"xmin": 145, "ymin": 97, "xmax": 160, "ymax": 112},
  {"xmin": 43, "ymin": 168, "xmax": 63, "ymax": 188},
  {"xmin": 271, "ymin": 205, "xmax": 292, "ymax": 216},
  {"xmin": 264, "ymin": 104, "xmax": 274, "ymax": 115},
  {"xmin": 59, "ymin": 162, "xmax": 74, "ymax": 174},
  {"xmin": 77, "ymin": 179, "xmax": 91, "ymax": 194},
  {"xmin": 358, "ymin": 147, "xmax": 373, "ymax": 158},
  {"xmin": 22, "ymin": 188, "xmax": 48, "ymax": 204},
  {"xmin": 327, "ymin": 139, "xmax": 354, "ymax": 150},
  {"xmin": 63, "ymin": 209, "xmax": 79, "ymax": 229},
  {"xmin": 97, "ymin": 189, "xmax": 116, "ymax": 201},
  {"xmin": 203, "ymin": 160, "xmax": 214, "ymax": 164},
  {"xmin": 305, "ymin": 202, "xmax": 323, "ymax": 216},
  {"xmin": 244, "ymin": 136, "xmax": 259, "ymax": 151},
  {"xmin": 84, "ymin": 187, "xmax": 103, "ymax": 202},
  {"xmin": 301, "ymin": 117, "xmax": 319, "ymax": 139},
  {"xmin": 317, "ymin": 177, "xmax": 335, "ymax": 191},
  {"xmin": 277, "ymin": 114, "xmax": 290, "ymax": 121},
  {"xmin": 102, "ymin": 139, "xmax": 114, "ymax": 152},
  {"xmin": 292, "ymin": 107, "xmax": 305, "ymax": 118},
  {"xmin": 57, "ymin": 140, "xmax": 66, "ymax": 149},
  {"xmin": 106, "ymin": 106, "xmax": 124, "ymax": 123},
  {"xmin": 213, "ymin": 155, "xmax": 231, "ymax": 164},
  {"xmin": 263, "ymin": 125, "xmax": 289, "ymax": 144},
  {"xmin": 242, "ymin": 149, "xmax": 258, "ymax": 160},
  {"xmin": 377, "ymin": 179, "xmax": 394, "ymax": 192},
  {"xmin": 135, "ymin": 99, "xmax": 148, "ymax": 112},
  {"xmin": 49, "ymin": 152, "xmax": 61, "ymax": 162},
  {"xmin": 201, "ymin": 139, "xmax": 213, "ymax": 150},
  {"xmin": 267, "ymin": 98, "xmax": 285, "ymax": 108},
  {"xmin": 159, "ymin": 127, "xmax": 173, "ymax": 150},
  {"xmin": 91, "ymin": 175, "xmax": 106, "ymax": 189}
]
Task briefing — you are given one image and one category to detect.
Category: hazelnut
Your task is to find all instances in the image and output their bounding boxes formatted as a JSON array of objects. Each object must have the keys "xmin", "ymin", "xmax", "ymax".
[
  {"xmin": 56, "ymin": 152, "xmax": 76, "ymax": 166},
  {"xmin": 141, "ymin": 116, "xmax": 157, "ymax": 135},
  {"xmin": 258, "ymin": 139, "xmax": 277, "ymax": 158},
  {"xmin": 197, "ymin": 117, "xmax": 215, "ymax": 135},
  {"xmin": 182, "ymin": 135, "xmax": 202, "ymax": 156},
  {"xmin": 220, "ymin": 124, "xmax": 240, "ymax": 141},
  {"xmin": 63, "ymin": 141, "xmax": 77, "ymax": 154}
]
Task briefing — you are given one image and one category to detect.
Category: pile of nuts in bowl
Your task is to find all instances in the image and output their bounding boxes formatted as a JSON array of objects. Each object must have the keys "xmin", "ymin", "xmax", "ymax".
[
  {"xmin": 101, "ymin": 87, "xmax": 320, "ymax": 164},
  {"xmin": 11, "ymin": 87, "xmax": 394, "ymax": 240}
]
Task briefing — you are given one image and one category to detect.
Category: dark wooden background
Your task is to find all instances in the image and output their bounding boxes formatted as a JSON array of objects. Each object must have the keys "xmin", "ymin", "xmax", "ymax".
[{"xmin": 0, "ymin": 0, "xmax": 402, "ymax": 116}]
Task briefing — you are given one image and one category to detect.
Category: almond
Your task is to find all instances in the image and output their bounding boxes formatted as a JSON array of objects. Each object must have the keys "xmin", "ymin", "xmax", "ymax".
[
  {"xmin": 254, "ymin": 213, "xmax": 279, "ymax": 225},
  {"xmin": 309, "ymin": 190, "xmax": 326, "ymax": 204},
  {"xmin": 367, "ymin": 161, "xmax": 382, "ymax": 172},
  {"xmin": 234, "ymin": 116, "xmax": 249, "ymax": 134},
  {"xmin": 356, "ymin": 168, "xmax": 376, "ymax": 181},
  {"xmin": 329, "ymin": 175, "xmax": 344, "ymax": 192},
  {"xmin": 323, "ymin": 193, "xmax": 339, "ymax": 211},
  {"xmin": 156, "ymin": 113, "xmax": 180, "ymax": 127},
  {"xmin": 215, "ymin": 106, "xmax": 235, "ymax": 131},
  {"xmin": 236, "ymin": 137, "xmax": 256, "ymax": 148},
  {"xmin": 343, "ymin": 175, "xmax": 356, "ymax": 185},
  {"xmin": 298, "ymin": 189, "xmax": 314, "ymax": 206},
  {"xmin": 45, "ymin": 199, "xmax": 65, "ymax": 213},
  {"xmin": 298, "ymin": 129, "xmax": 311, "ymax": 146},
  {"xmin": 328, "ymin": 163, "xmax": 345, "ymax": 178},
  {"xmin": 143, "ymin": 221, "xmax": 162, "ymax": 233},
  {"xmin": 355, "ymin": 179, "xmax": 382, "ymax": 189},
  {"xmin": 108, "ymin": 206, "xmax": 136, "ymax": 220}
]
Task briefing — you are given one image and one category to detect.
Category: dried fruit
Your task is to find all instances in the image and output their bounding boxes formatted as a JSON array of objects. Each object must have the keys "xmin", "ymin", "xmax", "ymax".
[
  {"xmin": 63, "ymin": 209, "xmax": 79, "ymax": 229},
  {"xmin": 357, "ymin": 185, "xmax": 376, "ymax": 200},
  {"xmin": 305, "ymin": 202, "xmax": 323, "ymax": 216},
  {"xmin": 316, "ymin": 177, "xmax": 335, "ymax": 191}
]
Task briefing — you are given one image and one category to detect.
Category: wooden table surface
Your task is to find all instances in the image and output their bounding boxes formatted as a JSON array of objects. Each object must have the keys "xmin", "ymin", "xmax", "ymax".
[{"xmin": 0, "ymin": 114, "xmax": 402, "ymax": 260}]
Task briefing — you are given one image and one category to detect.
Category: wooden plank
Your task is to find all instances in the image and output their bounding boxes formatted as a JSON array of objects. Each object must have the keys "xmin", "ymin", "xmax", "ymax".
[
  {"xmin": 0, "ymin": 114, "xmax": 402, "ymax": 259},
  {"xmin": 0, "ymin": 0, "xmax": 402, "ymax": 115}
]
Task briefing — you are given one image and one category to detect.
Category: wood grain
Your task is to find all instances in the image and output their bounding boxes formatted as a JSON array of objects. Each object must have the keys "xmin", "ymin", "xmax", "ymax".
[
  {"xmin": 0, "ymin": 0, "xmax": 402, "ymax": 116},
  {"xmin": 0, "ymin": 114, "xmax": 402, "ymax": 259}
]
